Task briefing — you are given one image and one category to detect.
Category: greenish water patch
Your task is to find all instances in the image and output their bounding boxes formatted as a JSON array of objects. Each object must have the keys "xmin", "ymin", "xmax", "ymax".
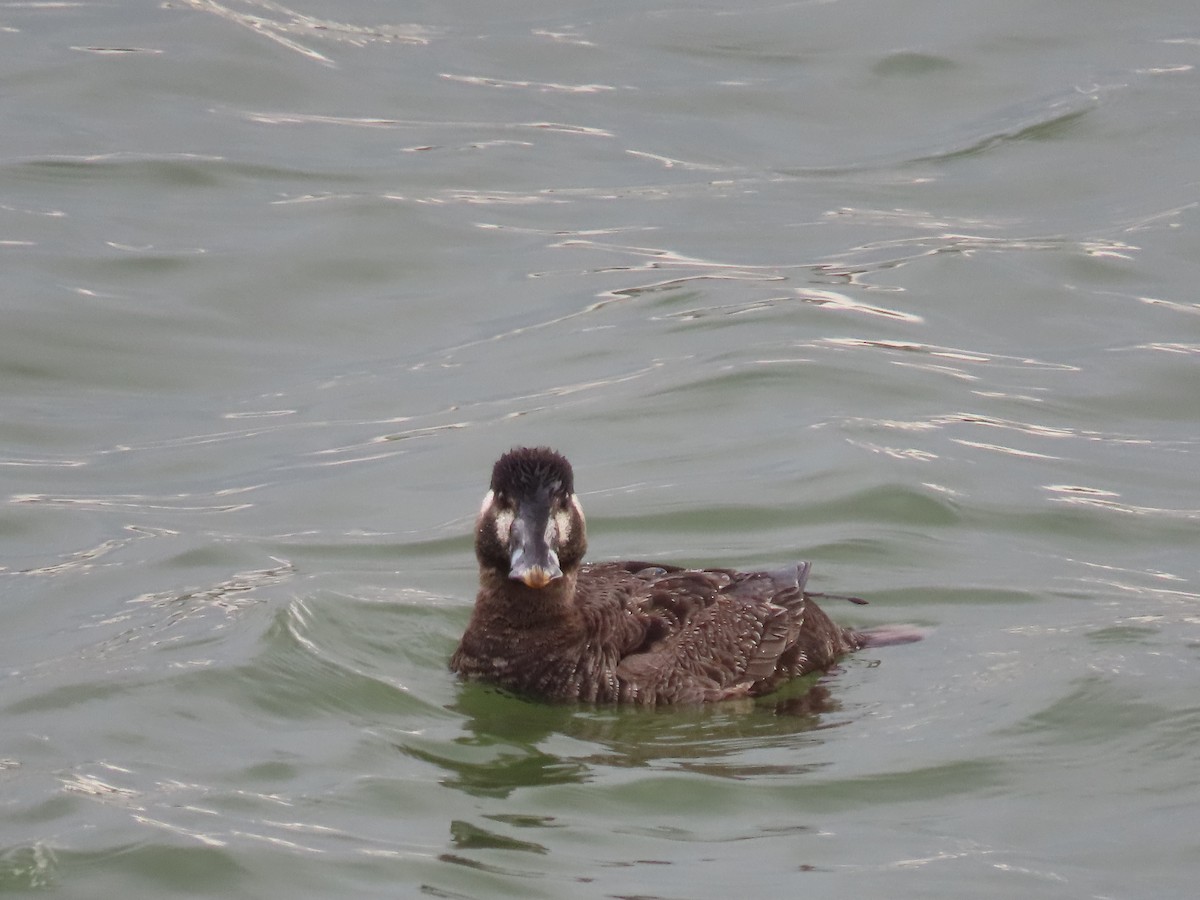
[
  {"xmin": 872, "ymin": 51, "xmax": 958, "ymax": 77},
  {"xmin": 1003, "ymin": 677, "xmax": 1173, "ymax": 745}
]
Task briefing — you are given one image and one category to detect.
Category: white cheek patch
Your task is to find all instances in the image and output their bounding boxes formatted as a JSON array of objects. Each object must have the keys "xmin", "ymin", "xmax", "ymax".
[
  {"xmin": 479, "ymin": 491, "xmax": 514, "ymax": 547},
  {"xmin": 552, "ymin": 509, "xmax": 572, "ymax": 544},
  {"xmin": 494, "ymin": 509, "xmax": 514, "ymax": 545}
]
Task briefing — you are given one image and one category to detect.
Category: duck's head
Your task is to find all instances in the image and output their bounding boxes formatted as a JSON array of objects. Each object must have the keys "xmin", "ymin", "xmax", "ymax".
[{"xmin": 476, "ymin": 447, "xmax": 587, "ymax": 589}]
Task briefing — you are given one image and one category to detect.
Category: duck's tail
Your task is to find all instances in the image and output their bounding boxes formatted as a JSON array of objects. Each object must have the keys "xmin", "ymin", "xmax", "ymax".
[
  {"xmin": 805, "ymin": 590, "xmax": 926, "ymax": 647},
  {"xmin": 854, "ymin": 624, "xmax": 928, "ymax": 647},
  {"xmin": 806, "ymin": 590, "xmax": 869, "ymax": 606}
]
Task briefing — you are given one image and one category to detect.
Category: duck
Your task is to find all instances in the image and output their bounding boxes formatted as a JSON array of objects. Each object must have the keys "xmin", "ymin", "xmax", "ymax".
[{"xmin": 450, "ymin": 447, "xmax": 915, "ymax": 705}]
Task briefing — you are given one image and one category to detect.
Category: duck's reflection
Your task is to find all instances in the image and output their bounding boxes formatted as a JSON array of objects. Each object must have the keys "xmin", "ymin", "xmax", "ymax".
[{"xmin": 411, "ymin": 677, "xmax": 847, "ymax": 798}]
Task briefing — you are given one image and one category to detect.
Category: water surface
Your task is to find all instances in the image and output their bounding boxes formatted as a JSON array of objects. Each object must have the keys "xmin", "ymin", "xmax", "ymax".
[{"xmin": 2, "ymin": 1, "xmax": 1199, "ymax": 897}]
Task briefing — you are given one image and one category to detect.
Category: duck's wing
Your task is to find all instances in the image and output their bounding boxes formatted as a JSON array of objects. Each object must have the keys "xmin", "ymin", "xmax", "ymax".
[{"xmin": 593, "ymin": 562, "xmax": 832, "ymax": 703}]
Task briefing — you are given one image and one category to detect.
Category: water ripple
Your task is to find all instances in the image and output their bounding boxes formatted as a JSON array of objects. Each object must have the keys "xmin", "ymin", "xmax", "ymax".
[
  {"xmin": 179, "ymin": 0, "xmax": 432, "ymax": 68},
  {"xmin": 840, "ymin": 412, "xmax": 1091, "ymax": 440},
  {"xmin": 10, "ymin": 490, "xmax": 256, "ymax": 513},
  {"xmin": 237, "ymin": 109, "xmax": 614, "ymax": 139},
  {"xmin": 1044, "ymin": 492, "xmax": 1200, "ymax": 521},
  {"xmin": 819, "ymin": 340, "xmax": 1078, "ymax": 373},
  {"xmin": 819, "ymin": 231, "xmax": 1138, "ymax": 283},
  {"xmin": 440, "ymin": 73, "xmax": 619, "ymax": 94}
]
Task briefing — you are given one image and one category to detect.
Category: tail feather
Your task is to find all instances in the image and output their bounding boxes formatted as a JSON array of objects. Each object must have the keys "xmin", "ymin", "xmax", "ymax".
[
  {"xmin": 806, "ymin": 590, "xmax": 868, "ymax": 606},
  {"xmin": 855, "ymin": 624, "xmax": 928, "ymax": 647}
]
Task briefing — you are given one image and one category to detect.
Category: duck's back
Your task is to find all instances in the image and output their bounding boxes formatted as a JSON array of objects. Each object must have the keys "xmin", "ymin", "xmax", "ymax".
[{"xmin": 578, "ymin": 561, "xmax": 863, "ymax": 704}]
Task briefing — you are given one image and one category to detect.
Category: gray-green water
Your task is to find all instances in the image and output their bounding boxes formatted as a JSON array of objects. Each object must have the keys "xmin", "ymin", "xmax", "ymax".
[{"xmin": 3, "ymin": 1, "xmax": 1199, "ymax": 897}]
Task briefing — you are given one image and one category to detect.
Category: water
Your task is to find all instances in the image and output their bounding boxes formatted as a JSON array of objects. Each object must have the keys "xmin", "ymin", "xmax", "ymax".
[{"xmin": 3, "ymin": 0, "xmax": 1199, "ymax": 896}]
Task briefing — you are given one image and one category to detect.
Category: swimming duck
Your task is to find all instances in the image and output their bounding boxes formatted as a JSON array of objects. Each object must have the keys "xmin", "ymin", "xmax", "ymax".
[{"xmin": 451, "ymin": 447, "xmax": 909, "ymax": 705}]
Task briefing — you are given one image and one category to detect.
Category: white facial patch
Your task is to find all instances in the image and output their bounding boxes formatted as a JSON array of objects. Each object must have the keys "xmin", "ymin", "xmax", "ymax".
[
  {"xmin": 553, "ymin": 508, "xmax": 572, "ymax": 544},
  {"xmin": 494, "ymin": 508, "xmax": 514, "ymax": 545},
  {"xmin": 479, "ymin": 490, "xmax": 514, "ymax": 547}
]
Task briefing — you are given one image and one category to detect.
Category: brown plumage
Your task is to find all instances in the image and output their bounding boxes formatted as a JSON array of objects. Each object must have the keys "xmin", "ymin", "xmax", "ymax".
[{"xmin": 451, "ymin": 447, "xmax": 908, "ymax": 705}]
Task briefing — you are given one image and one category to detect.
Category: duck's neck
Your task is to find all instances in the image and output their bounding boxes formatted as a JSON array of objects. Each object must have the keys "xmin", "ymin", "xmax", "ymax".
[{"xmin": 476, "ymin": 568, "xmax": 581, "ymax": 630}]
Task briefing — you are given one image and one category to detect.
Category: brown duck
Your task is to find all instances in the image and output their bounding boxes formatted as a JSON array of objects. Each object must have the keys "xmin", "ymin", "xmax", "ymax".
[{"xmin": 451, "ymin": 447, "xmax": 916, "ymax": 705}]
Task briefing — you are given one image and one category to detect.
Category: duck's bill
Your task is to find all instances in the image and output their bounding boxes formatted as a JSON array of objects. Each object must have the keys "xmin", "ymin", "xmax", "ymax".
[
  {"xmin": 508, "ymin": 503, "xmax": 563, "ymax": 588},
  {"xmin": 510, "ymin": 562, "xmax": 560, "ymax": 589}
]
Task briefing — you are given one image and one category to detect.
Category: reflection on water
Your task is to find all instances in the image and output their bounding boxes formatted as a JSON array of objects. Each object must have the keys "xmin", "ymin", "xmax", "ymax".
[{"xmin": 428, "ymin": 678, "xmax": 845, "ymax": 798}]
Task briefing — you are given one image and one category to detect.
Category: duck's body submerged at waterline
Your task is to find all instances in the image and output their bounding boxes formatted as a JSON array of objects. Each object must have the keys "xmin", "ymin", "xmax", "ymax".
[{"xmin": 450, "ymin": 447, "xmax": 919, "ymax": 705}]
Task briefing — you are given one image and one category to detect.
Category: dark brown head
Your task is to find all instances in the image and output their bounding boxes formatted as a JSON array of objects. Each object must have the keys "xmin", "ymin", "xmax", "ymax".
[{"xmin": 476, "ymin": 447, "xmax": 587, "ymax": 589}]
